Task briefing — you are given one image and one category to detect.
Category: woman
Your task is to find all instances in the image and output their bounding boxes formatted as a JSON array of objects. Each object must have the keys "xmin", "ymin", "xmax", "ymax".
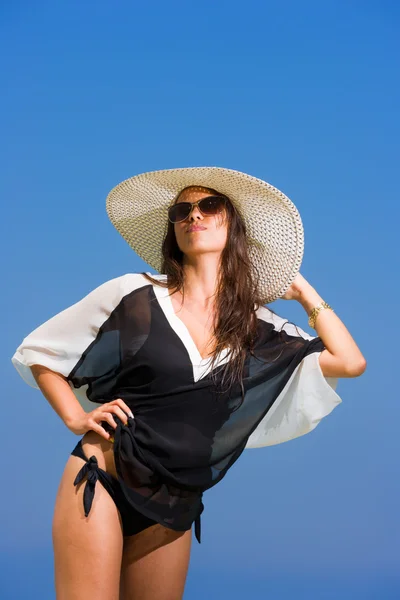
[{"xmin": 12, "ymin": 166, "xmax": 366, "ymax": 600}]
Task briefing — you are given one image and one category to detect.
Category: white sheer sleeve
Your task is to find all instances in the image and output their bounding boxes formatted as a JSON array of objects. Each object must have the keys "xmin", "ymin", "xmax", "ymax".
[
  {"xmin": 11, "ymin": 273, "xmax": 145, "ymax": 412},
  {"xmin": 245, "ymin": 305, "xmax": 342, "ymax": 448}
]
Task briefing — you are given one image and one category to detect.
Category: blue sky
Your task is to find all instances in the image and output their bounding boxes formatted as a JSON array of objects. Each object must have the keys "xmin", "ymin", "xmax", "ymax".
[{"xmin": 2, "ymin": 1, "xmax": 399, "ymax": 598}]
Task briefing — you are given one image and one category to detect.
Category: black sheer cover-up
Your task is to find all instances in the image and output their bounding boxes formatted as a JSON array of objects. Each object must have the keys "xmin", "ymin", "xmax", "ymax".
[{"xmin": 12, "ymin": 273, "xmax": 342, "ymax": 542}]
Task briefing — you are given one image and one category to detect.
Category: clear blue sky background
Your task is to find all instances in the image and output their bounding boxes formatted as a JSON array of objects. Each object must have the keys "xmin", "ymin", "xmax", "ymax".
[{"xmin": 2, "ymin": 1, "xmax": 399, "ymax": 598}]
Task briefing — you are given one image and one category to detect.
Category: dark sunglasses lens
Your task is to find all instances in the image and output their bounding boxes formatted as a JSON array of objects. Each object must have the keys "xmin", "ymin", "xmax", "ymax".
[
  {"xmin": 199, "ymin": 197, "xmax": 225, "ymax": 214},
  {"xmin": 168, "ymin": 203, "xmax": 191, "ymax": 223}
]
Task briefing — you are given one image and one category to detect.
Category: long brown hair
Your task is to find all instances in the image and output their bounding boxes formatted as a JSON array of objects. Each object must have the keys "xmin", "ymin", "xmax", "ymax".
[{"xmin": 143, "ymin": 186, "xmax": 264, "ymax": 395}]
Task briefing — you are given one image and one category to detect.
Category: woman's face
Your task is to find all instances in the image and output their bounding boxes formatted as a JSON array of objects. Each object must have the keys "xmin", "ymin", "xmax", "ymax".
[{"xmin": 172, "ymin": 187, "xmax": 229, "ymax": 259}]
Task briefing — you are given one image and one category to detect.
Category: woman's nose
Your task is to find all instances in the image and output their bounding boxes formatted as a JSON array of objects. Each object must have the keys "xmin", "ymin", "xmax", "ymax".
[{"xmin": 189, "ymin": 205, "xmax": 204, "ymax": 220}]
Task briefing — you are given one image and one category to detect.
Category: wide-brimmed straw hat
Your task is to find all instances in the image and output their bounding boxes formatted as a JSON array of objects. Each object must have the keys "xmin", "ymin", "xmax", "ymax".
[{"xmin": 105, "ymin": 166, "xmax": 304, "ymax": 304}]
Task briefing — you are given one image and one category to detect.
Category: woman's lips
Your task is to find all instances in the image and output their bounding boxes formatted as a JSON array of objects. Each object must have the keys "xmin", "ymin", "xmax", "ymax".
[{"xmin": 186, "ymin": 225, "xmax": 207, "ymax": 232}]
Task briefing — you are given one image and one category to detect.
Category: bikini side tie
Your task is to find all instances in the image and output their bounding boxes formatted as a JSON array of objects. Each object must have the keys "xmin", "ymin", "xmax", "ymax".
[{"xmin": 73, "ymin": 454, "xmax": 100, "ymax": 517}]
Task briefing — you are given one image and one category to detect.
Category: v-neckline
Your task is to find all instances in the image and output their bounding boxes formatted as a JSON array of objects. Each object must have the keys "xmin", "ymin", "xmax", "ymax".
[{"xmin": 152, "ymin": 282, "xmax": 230, "ymax": 381}]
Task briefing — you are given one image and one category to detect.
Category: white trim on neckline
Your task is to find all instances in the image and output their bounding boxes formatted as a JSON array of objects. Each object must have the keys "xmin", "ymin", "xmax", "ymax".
[{"xmin": 151, "ymin": 281, "xmax": 230, "ymax": 383}]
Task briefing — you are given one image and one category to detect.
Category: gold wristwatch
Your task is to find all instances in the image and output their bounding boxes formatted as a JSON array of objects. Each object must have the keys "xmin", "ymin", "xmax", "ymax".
[{"xmin": 308, "ymin": 301, "xmax": 333, "ymax": 329}]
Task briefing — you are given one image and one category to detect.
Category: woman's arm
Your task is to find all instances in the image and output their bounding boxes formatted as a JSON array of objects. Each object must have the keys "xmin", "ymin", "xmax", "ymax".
[
  {"xmin": 30, "ymin": 364, "xmax": 133, "ymax": 439},
  {"xmin": 282, "ymin": 273, "xmax": 367, "ymax": 379},
  {"xmin": 30, "ymin": 364, "xmax": 87, "ymax": 428}
]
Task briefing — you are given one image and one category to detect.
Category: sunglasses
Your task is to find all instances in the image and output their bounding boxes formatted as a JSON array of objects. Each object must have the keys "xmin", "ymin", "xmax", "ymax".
[{"xmin": 168, "ymin": 195, "xmax": 227, "ymax": 224}]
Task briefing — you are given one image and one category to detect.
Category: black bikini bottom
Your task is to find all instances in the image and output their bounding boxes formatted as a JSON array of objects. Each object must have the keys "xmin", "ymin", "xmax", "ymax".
[{"xmin": 70, "ymin": 438, "xmax": 160, "ymax": 537}]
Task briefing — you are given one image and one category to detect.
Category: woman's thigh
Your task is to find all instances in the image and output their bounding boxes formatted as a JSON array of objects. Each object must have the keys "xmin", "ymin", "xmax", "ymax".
[
  {"xmin": 52, "ymin": 449, "xmax": 123, "ymax": 600},
  {"xmin": 120, "ymin": 526, "xmax": 192, "ymax": 600}
]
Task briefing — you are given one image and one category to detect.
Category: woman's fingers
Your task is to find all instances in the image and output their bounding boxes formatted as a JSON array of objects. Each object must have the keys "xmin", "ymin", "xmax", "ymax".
[
  {"xmin": 106, "ymin": 404, "xmax": 131, "ymax": 425},
  {"xmin": 100, "ymin": 411, "xmax": 118, "ymax": 430},
  {"xmin": 87, "ymin": 417, "xmax": 112, "ymax": 441},
  {"xmin": 84, "ymin": 399, "xmax": 133, "ymax": 441},
  {"xmin": 110, "ymin": 398, "xmax": 134, "ymax": 419}
]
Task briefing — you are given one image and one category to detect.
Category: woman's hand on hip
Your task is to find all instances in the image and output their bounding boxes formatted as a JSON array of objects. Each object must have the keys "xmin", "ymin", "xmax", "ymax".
[{"xmin": 66, "ymin": 398, "xmax": 134, "ymax": 441}]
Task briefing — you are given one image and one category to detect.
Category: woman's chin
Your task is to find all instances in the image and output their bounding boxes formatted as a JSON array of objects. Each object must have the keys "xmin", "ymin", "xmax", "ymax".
[{"xmin": 181, "ymin": 245, "xmax": 225, "ymax": 258}]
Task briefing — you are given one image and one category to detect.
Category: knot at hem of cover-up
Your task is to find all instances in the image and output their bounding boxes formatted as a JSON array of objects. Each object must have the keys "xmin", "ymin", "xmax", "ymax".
[{"xmin": 113, "ymin": 416, "xmax": 205, "ymax": 543}]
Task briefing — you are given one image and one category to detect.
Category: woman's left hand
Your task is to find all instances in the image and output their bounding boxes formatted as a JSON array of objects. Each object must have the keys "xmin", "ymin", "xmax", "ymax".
[{"xmin": 281, "ymin": 272, "xmax": 310, "ymax": 301}]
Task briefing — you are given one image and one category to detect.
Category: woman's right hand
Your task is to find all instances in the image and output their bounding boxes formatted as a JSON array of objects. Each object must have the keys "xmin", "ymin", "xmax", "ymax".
[{"xmin": 66, "ymin": 398, "xmax": 134, "ymax": 441}]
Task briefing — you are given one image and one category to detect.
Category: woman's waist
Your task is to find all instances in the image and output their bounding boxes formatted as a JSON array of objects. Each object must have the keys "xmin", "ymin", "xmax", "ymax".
[{"xmin": 109, "ymin": 382, "xmax": 217, "ymax": 411}]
